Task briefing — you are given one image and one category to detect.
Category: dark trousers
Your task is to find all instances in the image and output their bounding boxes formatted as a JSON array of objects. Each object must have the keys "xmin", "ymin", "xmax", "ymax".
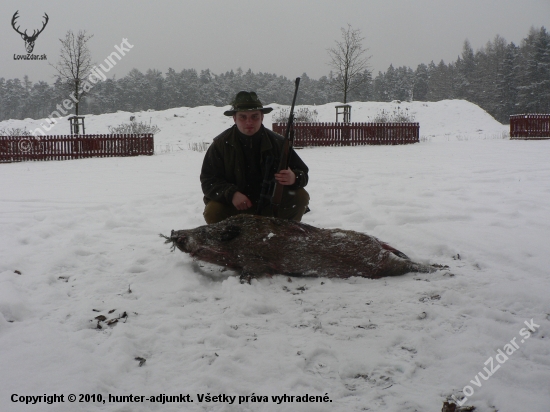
[{"xmin": 203, "ymin": 188, "xmax": 310, "ymax": 224}]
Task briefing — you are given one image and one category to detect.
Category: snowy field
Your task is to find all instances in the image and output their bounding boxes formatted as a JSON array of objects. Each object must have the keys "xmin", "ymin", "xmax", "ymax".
[{"xmin": 1, "ymin": 100, "xmax": 549, "ymax": 412}]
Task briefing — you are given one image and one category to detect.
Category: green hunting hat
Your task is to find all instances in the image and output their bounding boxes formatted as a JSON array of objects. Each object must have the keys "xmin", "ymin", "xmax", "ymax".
[{"xmin": 223, "ymin": 91, "xmax": 273, "ymax": 116}]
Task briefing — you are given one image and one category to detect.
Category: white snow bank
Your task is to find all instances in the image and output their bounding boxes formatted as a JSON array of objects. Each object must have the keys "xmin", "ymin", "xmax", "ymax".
[{"xmin": 1, "ymin": 100, "xmax": 508, "ymax": 147}]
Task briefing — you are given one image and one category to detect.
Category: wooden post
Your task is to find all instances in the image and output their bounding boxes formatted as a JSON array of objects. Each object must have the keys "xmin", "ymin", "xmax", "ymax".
[
  {"xmin": 335, "ymin": 105, "xmax": 351, "ymax": 123},
  {"xmin": 69, "ymin": 116, "xmax": 86, "ymax": 135}
]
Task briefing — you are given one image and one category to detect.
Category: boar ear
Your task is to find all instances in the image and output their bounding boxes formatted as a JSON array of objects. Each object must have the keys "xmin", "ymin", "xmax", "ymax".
[
  {"xmin": 220, "ymin": 224, "xmax": 241, "ymax": 241},
  {"xmin": 381, "ymin": 242, "xmax": 410, "ymax": 260}
]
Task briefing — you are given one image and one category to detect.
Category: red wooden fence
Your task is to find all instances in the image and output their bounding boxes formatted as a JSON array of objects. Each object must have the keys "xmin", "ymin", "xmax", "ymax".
[
  {"xmin": 510, "ymin": 114, "xmax": 550, "ymax": 139},
  {"xmin": 0, "ymin": 134, "xmax": 154, "ymax": 163},
  {"xmin": 272, "ymin": 122, "xmax": 419, "ymax": 147}
]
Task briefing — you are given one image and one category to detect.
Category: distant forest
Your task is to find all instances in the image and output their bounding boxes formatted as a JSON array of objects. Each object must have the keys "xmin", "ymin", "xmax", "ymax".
[{"xmin": 1, "ymin": 27, "xmax": 549, "ymax": 124}]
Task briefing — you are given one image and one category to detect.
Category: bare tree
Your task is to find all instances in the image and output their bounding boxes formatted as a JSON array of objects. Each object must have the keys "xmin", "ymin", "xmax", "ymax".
[
  {"xmin": 51, "ymin": 30, "xmax": 94, "ymax": 116},
  {"xmin": 327, "ymin": 24, "xmax": 371, "ymax": 103}
]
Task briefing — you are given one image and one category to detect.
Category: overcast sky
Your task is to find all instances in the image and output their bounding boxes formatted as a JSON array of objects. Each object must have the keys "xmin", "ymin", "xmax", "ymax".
[{"xmin": 2, "ymin": 0, "xmax": 549, "ymax": 85}]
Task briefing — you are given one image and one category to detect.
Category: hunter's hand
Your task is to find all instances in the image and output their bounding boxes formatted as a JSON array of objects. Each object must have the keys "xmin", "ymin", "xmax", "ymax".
[
  {"xmin": 274, "ymin": 168, "xmax": 296, "ymax": 186},
  {"xmin": 232, "ymin": 192, "xmax": 252, "ymax": 210}
]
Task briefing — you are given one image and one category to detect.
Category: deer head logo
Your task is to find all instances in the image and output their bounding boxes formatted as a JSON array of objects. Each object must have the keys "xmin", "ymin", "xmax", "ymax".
[{"xmin": 11, "ymin": 11, "xmax": 49, "ymax": 54}]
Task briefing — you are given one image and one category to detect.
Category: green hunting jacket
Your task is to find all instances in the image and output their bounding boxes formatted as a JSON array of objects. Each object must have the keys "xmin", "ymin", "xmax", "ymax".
[{"xmin": 200, "ymin": 125, "xmax": 309, "ymax": 205}]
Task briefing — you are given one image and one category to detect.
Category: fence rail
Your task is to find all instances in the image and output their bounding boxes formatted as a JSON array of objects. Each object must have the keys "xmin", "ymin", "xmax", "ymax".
[
  {"xmin": 0, "ymin": 134, "xmax": 154, "ymax": 163},
  {"xmin": 510, "ymin": 114, "xmax": 550, "ymax": 139},
  {"xmin": 272, "ymin": 122, "xmax": 419, "ymax": 147}
]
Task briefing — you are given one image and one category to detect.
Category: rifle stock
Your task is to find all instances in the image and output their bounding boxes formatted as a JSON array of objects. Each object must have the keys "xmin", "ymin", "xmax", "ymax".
[{"xmin": 271, "ymin": 77, "xmax": 300, "ymax": 217}]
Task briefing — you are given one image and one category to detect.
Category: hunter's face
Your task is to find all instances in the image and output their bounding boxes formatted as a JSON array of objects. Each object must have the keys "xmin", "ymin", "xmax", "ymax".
[{"xmin": 234, "ymin": 111, "xmax": 263, "ymax": 136}]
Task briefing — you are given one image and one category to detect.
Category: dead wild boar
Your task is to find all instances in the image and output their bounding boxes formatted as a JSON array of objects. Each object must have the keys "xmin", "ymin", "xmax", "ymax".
[{"xmin": 163, "ymin": 214, "xmax": 435, "ymax": 282}]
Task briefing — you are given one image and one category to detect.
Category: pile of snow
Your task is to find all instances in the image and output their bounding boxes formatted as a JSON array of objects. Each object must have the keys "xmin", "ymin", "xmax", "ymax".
[
  {"xmin": 1, "ymin": 100, "xmax": 509, "ymax": 148},
  {"xmin": 267, "ymin": 99, "xmax": 508, "ymax": 142},
  {"xmin": 1, "ymin": 101, "xmax": 548, "ymax": 412}
]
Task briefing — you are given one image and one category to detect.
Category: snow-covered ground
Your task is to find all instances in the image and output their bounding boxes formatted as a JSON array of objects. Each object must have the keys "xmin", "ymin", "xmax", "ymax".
[
  {"xmin": 2, "ymin": 99, "xmax": 508, "ymax": 148},
  {"xmin": 1, "ymin": 100, "xmax": 549, "ymax": 412}
]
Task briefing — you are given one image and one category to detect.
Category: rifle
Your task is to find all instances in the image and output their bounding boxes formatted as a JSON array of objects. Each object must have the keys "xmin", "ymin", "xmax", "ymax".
[
  {"xmin": 256, "ymin": 77, "xmax": 300, "ymax": 216},
  {"xmin": 271, "ymin": 77, "xmax": 300, "ymax": 217}
]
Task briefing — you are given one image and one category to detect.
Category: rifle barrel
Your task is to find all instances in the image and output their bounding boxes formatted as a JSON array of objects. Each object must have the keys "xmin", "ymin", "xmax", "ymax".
[{"xmin": 271, "ymin": 77, "xmax": 300, "ymax": 217}]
